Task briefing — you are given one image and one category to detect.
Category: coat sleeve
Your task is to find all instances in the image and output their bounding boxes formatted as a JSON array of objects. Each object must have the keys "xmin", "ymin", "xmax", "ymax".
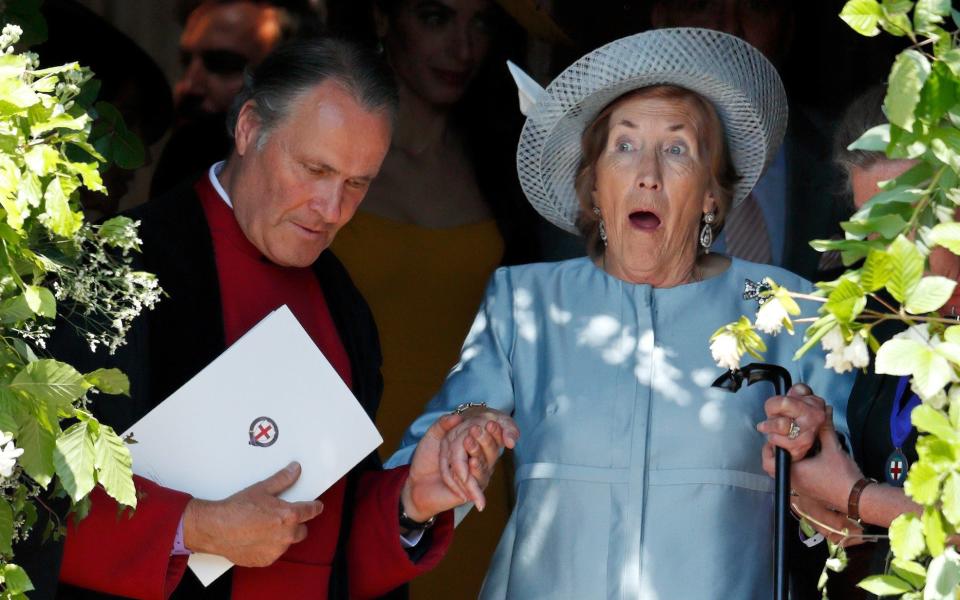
[
  {"xmin": 347, "ymin": 465, "xmax": 453, "ymax": 599},
  {"xmin": 384, "ymin": 267, "xmax": 517, "ymax": 469},
  {"xmin": 59, "ymin": 476, "xmax": 192, "ymax": 600}
]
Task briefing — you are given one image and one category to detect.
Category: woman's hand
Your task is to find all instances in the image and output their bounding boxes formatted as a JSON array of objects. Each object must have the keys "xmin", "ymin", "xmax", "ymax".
[
  {"xmin": 439, "ymin": 407, "xmax": 519, "ymax": 511},
  {"xmin": 762, "ymin": 406, "xmax": 863, "ymax": 512},
  {"xmin": 756, "ymin": 383, "xmax": 827, "ymax": 461}
]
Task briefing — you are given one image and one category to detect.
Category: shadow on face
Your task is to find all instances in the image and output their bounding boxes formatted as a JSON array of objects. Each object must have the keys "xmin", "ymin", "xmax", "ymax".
[{"xmin": 176, "ymin": 2, "xmax": 283, "ymax": 118}]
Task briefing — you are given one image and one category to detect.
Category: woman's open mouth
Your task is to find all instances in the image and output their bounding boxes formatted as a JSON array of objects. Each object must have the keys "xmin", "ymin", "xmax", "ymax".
[{"xmin": 628, "ymin": 210, "xmax": 661, "ymax": 231}]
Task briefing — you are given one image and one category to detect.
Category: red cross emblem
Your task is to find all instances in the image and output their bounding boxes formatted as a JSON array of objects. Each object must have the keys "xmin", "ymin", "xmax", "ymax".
[
  {"xmin": 889, "ymin": 460, "xmax": 903, "ymax": 480},
  {"xmin": 249, "ymin": 416, "xmax": 278, "ymax": 447}
]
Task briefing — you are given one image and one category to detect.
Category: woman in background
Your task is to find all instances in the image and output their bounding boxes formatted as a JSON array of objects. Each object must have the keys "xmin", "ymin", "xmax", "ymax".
[{"xmin": 328, "ymin": 0, "xmax": 564, "ymax": 596}]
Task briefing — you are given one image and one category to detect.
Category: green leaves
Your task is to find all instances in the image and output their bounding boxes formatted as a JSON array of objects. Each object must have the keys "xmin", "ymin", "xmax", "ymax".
[
  {"xmin": 858, "ymin": 574, "xmax": 915, "ymax": 595},
  {"xmin": 841, "ymin": 0, "xmax": 885, "ymax": 35},
  {"xmin": 875, "ymin": 338, "xmax": 955, "ymax": 399},
  {"xmin": 1, "ymin": 564, "xmax": 33, "ymax": 595},
  {"xmin": 850, "ymin": 123, "xmax": 891, "ymax": 151},
  {"xmin": 890, "ymin": 513, "xmax": 927, "ymax": 560},
  {"xmin": 0, "ymin": 498, "xmax": 12, "ymax": 556},
  {"xmin": 886, "ymin": 235, "xmax": 925, "ymax": 303},
  {"xmin": 53, "ymin": 421, "xmax": 96, "ymax": 503},
  {"xmin": 924, "ymin": 547, "xmax": 960, "ymax": 599},
  {"xmin": 84, "ymin": 369, "xmax": 129, "ymax": 396},
  {"xmin": 10, "ymin": 360, "xmax": 88, "ymax": 414},
  {"xmin": 885, "ymin": 50, "xmax": 931, "ymax": 131},
  {"xmin": 841, "ymin": 214, "xmax": 909, "ymax": 238},
  {"xmin": 930, "ymin": 222, "xmax": 960, "ymax": 253},
  {"xmin": 862, "ymin": 250, "xmax": 893, "ymax": 291},
  {"xmin": 41, "ymin": 176, "xmax": 83, "ymax": 237},
  {"xmin": 52, "ymin": 419, "xmax": 135, "ymax": 508},
  {"xmin": 94, "ymin": 426, "xmax": 135, "ymax": 508},
  {"xmin": 905, "ymin": 276, "xmax": 955, "ymax": 313},
  {"xmin": 825, "ymin": 279, "xmax": 867, "ymax": 323},
  {"xmin": 943, "ymin": 472, "xmax": 960, "ymax": 526},
  {"xmin": 91, "ymin": 102, "xmax": 144, "ymax": 170},
  {"xmin": 914, "ymin": 0, "xmax": 952, "ymax": 33},
  {"xmin": 16, "ymin": 419, "xmax": 53, "ymax": 488}
]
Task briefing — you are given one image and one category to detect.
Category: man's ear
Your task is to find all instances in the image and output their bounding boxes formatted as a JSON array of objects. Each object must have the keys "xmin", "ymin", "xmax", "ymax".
[{"xmin": 234, "ymin": 100, "xmax": 262, "ymax": 157}]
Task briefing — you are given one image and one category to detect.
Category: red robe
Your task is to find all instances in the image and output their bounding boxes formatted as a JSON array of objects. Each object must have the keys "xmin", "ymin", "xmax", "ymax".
[{"xmin": 58, "ymin": 176, "xmax": 452, "ymax": 599}]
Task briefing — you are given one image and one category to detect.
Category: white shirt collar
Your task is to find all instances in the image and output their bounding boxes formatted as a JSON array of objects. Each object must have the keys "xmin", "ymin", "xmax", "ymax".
[{"xmin": 208, "ymin": 161, "xmax": 233, "ymax": 209}]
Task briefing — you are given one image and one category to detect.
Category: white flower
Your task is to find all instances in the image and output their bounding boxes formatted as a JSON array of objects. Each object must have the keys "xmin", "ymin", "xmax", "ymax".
[
  {"xmin": 821, "ymin": 326, "xmax": 846, "ymax": 353},
  {"xmin": 842, "ymin": 333, "xmax": 870, "ymax": 369},
  {"xmin": 710, "ymin": 332, "xmax": 741, "ymax": 370},
  {"xmin": 0, "ymin": 435, "xmax": 24, "ymax": 479},
  {"xmin": 755, "ymin": 297, "xmax": 790, "ymax": 335},
  {"xmin": 825, "ymin": 350, "xmax": 854, "ymax": 374}
]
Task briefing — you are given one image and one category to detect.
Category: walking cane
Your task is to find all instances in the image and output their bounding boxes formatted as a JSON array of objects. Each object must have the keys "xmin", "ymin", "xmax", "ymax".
[{"xmin": 712, "ymin": 363, "xmax": 793, "ymax": 600}]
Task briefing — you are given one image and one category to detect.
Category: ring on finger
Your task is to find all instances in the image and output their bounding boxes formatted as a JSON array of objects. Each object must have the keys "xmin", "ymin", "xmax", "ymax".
[{"xmin": 787, "ymin": 419, "xmax": 801, "ymax": 440}]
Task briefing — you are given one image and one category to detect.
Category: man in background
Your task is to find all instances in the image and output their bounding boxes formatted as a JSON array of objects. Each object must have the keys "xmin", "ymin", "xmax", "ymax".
[{"xmin": 151, "ymin": 0, "xmax": 320, "ymax": 196}]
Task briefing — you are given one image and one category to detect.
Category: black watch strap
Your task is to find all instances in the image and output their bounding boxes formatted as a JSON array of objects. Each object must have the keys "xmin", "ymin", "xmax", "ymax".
[{"xmin": 399, "ymin": 500, "xmax": 436, "ymax": 530}]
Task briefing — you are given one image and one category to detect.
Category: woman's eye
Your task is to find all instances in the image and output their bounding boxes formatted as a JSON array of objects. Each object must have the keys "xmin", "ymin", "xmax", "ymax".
[
  {"xmin": 667, "ymin": 144, "xmax": 686, "ymax": 156},
  {"xmin": 417, "ymin": 10, "xmax": 449, "ymax": 27},
  {"xmin": 472, "ymin": 13, "xmax": 494, "ymax": 34},
  {"xmin": 616, "ymin": 141, "xmax": 634, "ymax": 152}
]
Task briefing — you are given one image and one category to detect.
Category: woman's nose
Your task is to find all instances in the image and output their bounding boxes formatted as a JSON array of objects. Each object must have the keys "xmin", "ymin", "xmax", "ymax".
[{"xmin": 636, "ymin": 152, "xmax": 662, "ymax": 190}]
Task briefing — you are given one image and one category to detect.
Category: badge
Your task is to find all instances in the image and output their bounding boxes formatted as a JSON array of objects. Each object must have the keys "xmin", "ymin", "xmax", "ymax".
[
  {"xmin": 249, "ymin": 416, "xmax": 278, "ymax": 447},
  {"xmin": 885, "ymin": 448, "xmax": 908, "ymax": 487}
]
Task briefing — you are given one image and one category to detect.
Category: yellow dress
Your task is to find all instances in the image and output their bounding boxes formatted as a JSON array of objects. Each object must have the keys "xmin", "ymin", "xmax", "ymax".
[{"xmin": 332, "ymin": 210, "xmax": 509, "ymax": 599}]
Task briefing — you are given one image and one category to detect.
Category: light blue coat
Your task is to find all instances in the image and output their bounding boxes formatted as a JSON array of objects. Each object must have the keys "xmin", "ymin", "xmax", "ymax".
[{"xmin": 386, "ymin": 257, "xmax": 854, "ymax": 599}]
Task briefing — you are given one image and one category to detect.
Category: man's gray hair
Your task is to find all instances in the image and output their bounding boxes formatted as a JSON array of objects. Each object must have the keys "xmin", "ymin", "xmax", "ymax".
[
  {"xmin": 226, "ymin": 36, "xmax": 398, "ymax": 149},
  {"xmin": 834, "ymin": 85, "xmax": 888, "ymax": 180}
]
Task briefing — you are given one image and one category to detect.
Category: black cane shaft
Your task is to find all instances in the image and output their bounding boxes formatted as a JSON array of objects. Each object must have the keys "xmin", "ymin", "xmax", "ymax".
[{"xmin": 774, "ymin": 446, "xmax": 790, "ymax": 600}]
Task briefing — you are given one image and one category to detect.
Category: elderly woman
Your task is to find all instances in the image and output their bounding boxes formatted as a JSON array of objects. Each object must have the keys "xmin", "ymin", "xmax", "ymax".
[{"xmin": 388, "ymin": 28, "xmax": 855, "ymax": 598}]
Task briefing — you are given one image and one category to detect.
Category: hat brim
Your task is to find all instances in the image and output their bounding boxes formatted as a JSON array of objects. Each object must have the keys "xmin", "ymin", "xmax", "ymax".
[{"xmin": 517, "ymin": 28, "xmax": 788, "ymax": 235}]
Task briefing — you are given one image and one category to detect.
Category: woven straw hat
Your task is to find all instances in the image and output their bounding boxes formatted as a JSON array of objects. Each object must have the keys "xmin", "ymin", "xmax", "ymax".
[{"xmin": 512, "ymin": 27, "xmax": 788, "ymax": 235}]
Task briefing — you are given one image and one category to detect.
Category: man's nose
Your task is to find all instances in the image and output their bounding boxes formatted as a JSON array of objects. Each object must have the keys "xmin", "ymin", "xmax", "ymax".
[
  {"xmin": 308, "ymin": 181, "xmax": 344, "ymax": 223},
  {"xmin": 175, "ymin": 55, "xmax": 207, "ymax": 102}
]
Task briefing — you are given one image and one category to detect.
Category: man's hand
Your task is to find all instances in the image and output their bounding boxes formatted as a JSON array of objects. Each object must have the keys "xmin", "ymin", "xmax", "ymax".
[
  {"xmin": 438, "ymin": 408, "xmax": 518, "ymax": 510},
  {"xmin": 791, "ymin": 493, "xmax": 865, "ymax": 547},
  {"xmin": 182, "ymin": 462, "xmax": 324, "ymax": 567},
  {"xmin": 400, "ymin": 410, "xmax": 518, "ymax": 523}
]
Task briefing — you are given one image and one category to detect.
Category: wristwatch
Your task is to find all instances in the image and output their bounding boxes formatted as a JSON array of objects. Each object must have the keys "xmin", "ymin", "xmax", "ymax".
[{"xmin": 399, "ymin": 499, "xmax": 436, "ymax": 530}]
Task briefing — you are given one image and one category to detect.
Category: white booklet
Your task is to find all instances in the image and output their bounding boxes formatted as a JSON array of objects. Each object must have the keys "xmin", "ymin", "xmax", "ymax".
[{"xmin": 121, "ymin": 305, "xmax": 383, "ymax": 586}]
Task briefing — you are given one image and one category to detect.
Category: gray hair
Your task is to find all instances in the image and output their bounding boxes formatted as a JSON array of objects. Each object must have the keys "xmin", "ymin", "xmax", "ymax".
[
  {"xmin": 834, "ymin": 85, "xmax": 888, "ymax": 182},
  {"xmin": 226, "ymin": 36, "xmax": 398, "ymax": 149}
]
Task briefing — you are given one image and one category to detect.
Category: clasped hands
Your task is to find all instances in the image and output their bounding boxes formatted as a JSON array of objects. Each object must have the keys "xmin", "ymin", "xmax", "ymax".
[
  {"xmin": 183, "ymin": 407, "xmax": 519, "ymax": 567},
  {"xmin": 757, "ymin": 383, "xmax": 868, "ymax": 546}
]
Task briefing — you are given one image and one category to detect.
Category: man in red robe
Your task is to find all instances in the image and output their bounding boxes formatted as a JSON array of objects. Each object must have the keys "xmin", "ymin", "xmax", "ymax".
[{"xmin": 41, "ymin": 36, "xmax": 514, "ymax": 600}]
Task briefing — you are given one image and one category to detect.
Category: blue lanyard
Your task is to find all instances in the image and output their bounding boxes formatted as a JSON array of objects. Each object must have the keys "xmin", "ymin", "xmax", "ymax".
[{"xmin": 890, "ymin": 376, "xmax": 921, "ymax": 449}]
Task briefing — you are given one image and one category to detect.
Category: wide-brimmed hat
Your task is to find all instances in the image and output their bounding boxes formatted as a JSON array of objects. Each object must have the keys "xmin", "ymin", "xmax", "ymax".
[{"xmin": 511, "ymin": 27, "xmax": 788, "ymax": 235}]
